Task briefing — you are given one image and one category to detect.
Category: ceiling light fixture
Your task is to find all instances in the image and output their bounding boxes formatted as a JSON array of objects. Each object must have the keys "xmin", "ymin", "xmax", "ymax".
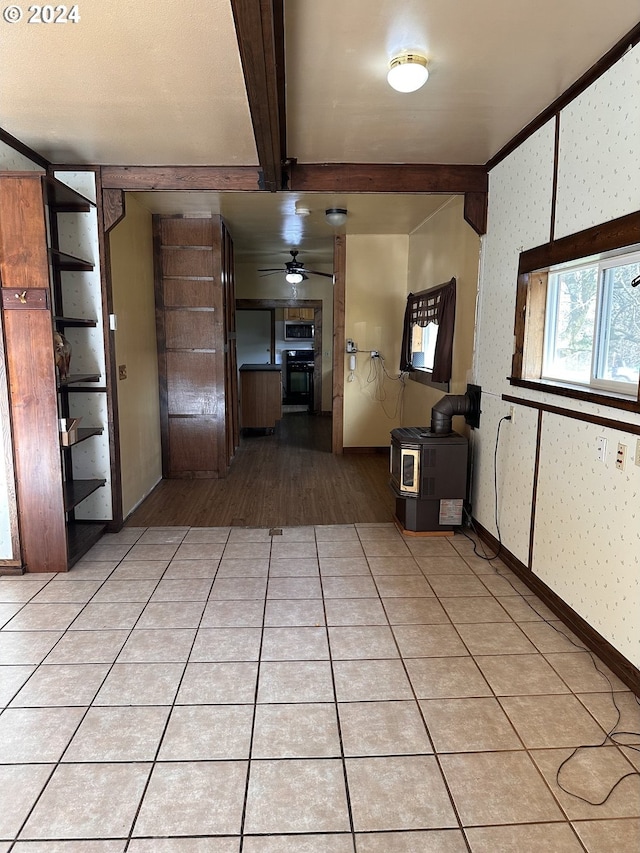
[
  {"xmin": 325, "ymin": 208, "xmax": 348, "ymax": 227},
  {"xmin": 286, "ymin": 271, "xmax": 304, "ymax": 285},
  {"xmin": 387, "ymin": 53, "xmax": 429, "ymax": 93}
]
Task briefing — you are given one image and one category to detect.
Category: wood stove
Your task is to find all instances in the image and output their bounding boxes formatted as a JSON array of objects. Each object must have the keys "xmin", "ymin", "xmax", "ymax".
[{"xmin": 390, "ymin": 427, "xmax": 468, "ymax": 533}]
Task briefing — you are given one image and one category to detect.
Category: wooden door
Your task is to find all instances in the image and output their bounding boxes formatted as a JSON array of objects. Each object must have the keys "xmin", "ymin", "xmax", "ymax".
[
  {"xmin": 222, "ymin": 223, "xmax": 239, "ymax": 465},
  {"xmin": 155, "ymin": 216, "xmax": 230, "ymax": 478}
]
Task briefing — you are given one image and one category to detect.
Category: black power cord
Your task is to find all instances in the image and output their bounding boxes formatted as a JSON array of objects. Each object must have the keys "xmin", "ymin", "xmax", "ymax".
[{"xmin": 457, "ymin": 412, "xmax": 640, "ymax": 806}]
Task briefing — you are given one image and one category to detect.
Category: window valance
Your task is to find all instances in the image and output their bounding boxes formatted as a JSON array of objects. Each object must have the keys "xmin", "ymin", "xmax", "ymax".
[{"xmin": 400, "ymin": 277, "xmax": 456, "ymax": 382}]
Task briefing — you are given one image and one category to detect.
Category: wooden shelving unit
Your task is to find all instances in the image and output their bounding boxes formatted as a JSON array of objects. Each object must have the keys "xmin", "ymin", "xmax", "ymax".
[{"xmin": 0, "ymin": 171, "xmax": 113, "ymax": 572}]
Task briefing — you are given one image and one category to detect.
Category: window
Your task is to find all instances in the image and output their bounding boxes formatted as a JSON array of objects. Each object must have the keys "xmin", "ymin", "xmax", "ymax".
[
  {"xmin": 511, "ymin": 210, "xmax": 640, "ymax": 412},
  {"xmin": 400, "ymin": 278, "xmax": 456, "ymax": 387},
  {"xmin": 542, "ymin": 252, "xmax": 640, "ymax": 392}
]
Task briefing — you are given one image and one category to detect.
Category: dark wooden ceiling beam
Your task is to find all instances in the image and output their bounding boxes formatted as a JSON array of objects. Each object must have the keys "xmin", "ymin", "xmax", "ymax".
[
  {"xmin": 231, "ymin": 0, "xmax": 285, "ymax": 192},
  {"xmin": 102, "ymin": 188, "xmax": 126, "ymax": 233},
  {"xmin": 288, "ymin": 163, "xmax": 488, "ymax": 194},
  {"xmin": 100, "ymin": 166, "xmax": 263, "ymax": 191},
  {"xmin": 464, "ymin": 192, "xmax": 488, "ymax": 236}
]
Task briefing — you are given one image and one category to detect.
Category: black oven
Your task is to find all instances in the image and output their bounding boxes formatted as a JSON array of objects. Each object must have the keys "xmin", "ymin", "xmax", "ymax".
[{"xmin": 284, "ymin": 349, "xmax": 314, "ymax": 407}]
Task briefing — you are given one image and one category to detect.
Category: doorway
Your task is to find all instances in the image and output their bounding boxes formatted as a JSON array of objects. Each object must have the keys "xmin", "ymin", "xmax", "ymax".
[{"xmin": 236, "ymin": 298, "xmax": 325, "ymax": 417}]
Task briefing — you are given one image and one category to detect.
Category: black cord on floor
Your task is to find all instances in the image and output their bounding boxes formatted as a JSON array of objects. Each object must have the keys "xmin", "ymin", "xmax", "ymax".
[{"xmin": 456, "ymin": 413, "xmax": 640, "ymax": 806}]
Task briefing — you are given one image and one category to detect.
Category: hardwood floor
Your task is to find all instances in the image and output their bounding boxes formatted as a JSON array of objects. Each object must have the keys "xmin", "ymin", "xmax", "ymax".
[{"xmin": 127, "ymin": 413, "xmax": 395, "ymax": 528}]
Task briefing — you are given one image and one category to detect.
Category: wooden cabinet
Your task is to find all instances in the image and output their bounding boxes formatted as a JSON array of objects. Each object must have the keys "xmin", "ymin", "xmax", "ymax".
[
  {"xmin": 0, "ymin": 171, "xmax": 113, "ymax": 571},
  {"xmin": 154, "ymin": 215, "xmax": 239, "ymax": 478},
  {"xmin": 285, "ymin": 307, "xmax": 314, "ymax": 321},
  {"xmin": 240, "ymin": 365, "xmax": 282, "ymax": 429}
]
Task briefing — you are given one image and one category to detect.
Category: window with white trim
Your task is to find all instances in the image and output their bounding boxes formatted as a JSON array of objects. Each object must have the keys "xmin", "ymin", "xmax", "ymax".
[{"xmin": 542, "ymin": 250, "xmax": 640, "ymax": 394}]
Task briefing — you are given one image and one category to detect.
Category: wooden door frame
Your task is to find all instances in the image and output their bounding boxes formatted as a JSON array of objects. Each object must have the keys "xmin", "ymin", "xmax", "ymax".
[{"xmin": 236, "ymin": 298, "xmax": 323, "ymax": 415}]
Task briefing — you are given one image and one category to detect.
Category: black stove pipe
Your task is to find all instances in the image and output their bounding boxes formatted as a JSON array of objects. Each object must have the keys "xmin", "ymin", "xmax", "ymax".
[{"xmin": 430, "ymin": 392, "xmax": 473, "ymax": 435}]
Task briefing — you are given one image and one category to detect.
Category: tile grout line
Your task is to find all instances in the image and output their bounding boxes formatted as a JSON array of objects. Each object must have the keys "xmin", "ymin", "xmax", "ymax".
[
  {"xmin": 358, "ymin": 530, "xmax": 474, "ymax": 851},
  {"xmin": 318, "ymin": 524, "xmax": 358, "ymax": 853},
  {"xmin": 5, "ymin": 528, "xmax": 162, "ymax": 845},
  {"xmin": 120, "ymin": 525, "xmax": 225, "ymax": 850},
  {"xmin": 237, "ymin": 530, "xmax": 274, "ymax": 851}
]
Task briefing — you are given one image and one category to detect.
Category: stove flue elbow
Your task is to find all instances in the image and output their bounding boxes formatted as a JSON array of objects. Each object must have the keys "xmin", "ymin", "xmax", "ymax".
[{"xmin": 430, "ymin": 393, "xmax": 472, "ymax": 436}]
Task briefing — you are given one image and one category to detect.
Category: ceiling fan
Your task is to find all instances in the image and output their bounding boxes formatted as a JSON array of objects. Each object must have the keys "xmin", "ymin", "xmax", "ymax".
[{"xmin": 258, "ymin": 250, "xmax": 333, "ymax": 283}]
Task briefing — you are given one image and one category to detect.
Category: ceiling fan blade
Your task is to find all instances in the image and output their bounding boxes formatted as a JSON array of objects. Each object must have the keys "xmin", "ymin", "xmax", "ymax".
[
  {"xmin": 258, "ymin": 267, "xmax": 284, "ymax": 273},
  {"xmin": 304, "ymin": 269, "xmax": 334, "ymax": 278}
]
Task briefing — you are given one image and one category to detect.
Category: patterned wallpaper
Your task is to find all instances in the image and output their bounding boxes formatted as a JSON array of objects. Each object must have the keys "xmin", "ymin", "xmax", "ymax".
[
  {"xmin": 555, "ymin": 42, "xmax": 640, "ymax": 239},
  {"xmin": 470, "ymin": 392, "xmax": 538, "ymax": 566},
  {"xmin": 474, "ymin": 120, "xmax": 555, "ymax": 395},
  {"xmin": 0, "ymin": 140, "xmax": 43, "ymax": 171},
  {"xmin": 534, "ymin": 414, "xmax": 640, "ymax": 667},
  {"xmin": 473, "ymin": 48, "xmax": 640, "ymax": 669},
  {"xmin": 54, "ymin": 171, "xmax": 112, "ymax": 524},
  {"xmin": 69, "ymin": 391, "xmax": 113, "ymax": 522}
]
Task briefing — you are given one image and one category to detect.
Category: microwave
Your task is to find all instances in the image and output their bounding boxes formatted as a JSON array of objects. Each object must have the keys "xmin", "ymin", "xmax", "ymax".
[{"xmin": 284, "ymin": 322, "xmax": 314, "ymax": 341}]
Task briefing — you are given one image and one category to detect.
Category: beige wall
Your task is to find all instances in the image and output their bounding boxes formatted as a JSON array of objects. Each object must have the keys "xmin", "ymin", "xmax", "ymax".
[
  {"xmin": 235, "ymin": 263, "xmax": 334, "ymax": 412},
  {"xmin": 109, "ymin": 196, "xmax": 162, "ymax": 518},
  {"xmin": 343, "ymin": 234, "xmax": 409, "ymax": 447},
  {"xmin": 402, "ymin": 196, "xmax": 481, "ymax": 429}
]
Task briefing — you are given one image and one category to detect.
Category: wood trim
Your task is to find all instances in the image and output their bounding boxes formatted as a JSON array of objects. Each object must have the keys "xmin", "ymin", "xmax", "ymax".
[
  {"xmin": 0, "ymin": 307, "xmax": 21, "ymax": 566},
  {"xmin": 230, "ymin": 0, "xmax": 284, "ymax": 192},
  {"xmin": 102, "ymin": 188, "xmax": 126, "ymax": 233},
  {"xmin": 473, "ymin": 518, "xmax": 640, "ymax": 696},
  {"xmin": 94, "ymin": 167, "xmax": 123, "ymax": 532},
  {"xmin": 100, "ymin": 166, "xmax": 263, "ymax": 192},
  {"xmin": 289, "ymin": 163, "xmax": 488, "ymax": 194},
  {"xmin": 503, "ymin": 393, "xmax": 640, "ymax": 434},
  {"xmin": 463, "ymin": 192, "xmax": 488, "ymax": 236},
  {"xmin": 332, "ymin": 234, "xmax": 346, "ymax": 454},
  {"xmin": 528, "ymin": 409, "xmax": 543, "ymax": 569},
  {"xmin": 236, "ymin": 298, "xmax": 321, "ymax": 310},
  {"xmin": 519, "ymin": 210, "xmax": 640, "ymax": 275},
  {"xmin": 1, "ymin": 288, "xmax": 49, "ymax": 310},
  {"xmin": 0, "ymin": 126, "xmax": 49, "ymax": 169},
  {"xmin": 507, "ymin": 378, "xmax": 640, "ymax": 415},
  {"xmin": 0, "ymin": 174, "xmax": 67, "ymax": 572},
  {"xmin": 152, "ymin": 215, "xmax": 170, "ymax": 477},
  {"xmin": 486, "ymin": 21, "xmax": 640, "ymax": 171},
  {"xmin": 549, "ymin": 114, "xmax": 561, "ymax": 242}
]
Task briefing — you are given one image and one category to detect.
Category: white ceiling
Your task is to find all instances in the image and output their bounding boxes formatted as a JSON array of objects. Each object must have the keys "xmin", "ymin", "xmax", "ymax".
[
  {"xmin": 2, "ymin": 1, "xmax": 638, "ymax": 260},
  {"xmin": 132, "ymin": 191, "xmax": 452, "ymax": 265}
]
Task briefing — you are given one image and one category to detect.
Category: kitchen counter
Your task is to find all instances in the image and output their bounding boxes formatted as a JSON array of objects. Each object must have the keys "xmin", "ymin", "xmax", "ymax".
[
  {"xmin": 239, "ymin": 364, "xmax": 282, "ymax": 430},
  {"xmin": 239, "ymin": 364, "xmax": 282, "ymax": 372}
]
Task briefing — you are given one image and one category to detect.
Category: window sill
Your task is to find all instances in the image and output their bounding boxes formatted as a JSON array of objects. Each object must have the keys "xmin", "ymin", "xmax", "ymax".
[
  {"xmin": 409, "ymin": 370, "xmax": 449, "ymax": 392},
  {"xmin": 508, "ymin": 376, "xmax": 640, "ymax": 414}
]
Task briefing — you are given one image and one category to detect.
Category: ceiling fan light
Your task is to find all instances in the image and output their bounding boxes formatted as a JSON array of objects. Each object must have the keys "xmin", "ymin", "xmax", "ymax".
[
  {"xmin": 325, "ymin": 208, "xmax": 348, "ymax": 227},
  {"xmin": 286, "ymin": 271, "xmax": 304, "ymax": 284},
  {"xmin": 387, "ymin": 54, "xmax": 429, "ymax": 93}
]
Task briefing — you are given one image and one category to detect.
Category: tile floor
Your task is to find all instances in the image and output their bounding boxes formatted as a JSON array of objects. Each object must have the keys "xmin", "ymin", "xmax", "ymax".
[{"xmin": 0, "ymin": 523, "xmax": 639, "ymax": 852}]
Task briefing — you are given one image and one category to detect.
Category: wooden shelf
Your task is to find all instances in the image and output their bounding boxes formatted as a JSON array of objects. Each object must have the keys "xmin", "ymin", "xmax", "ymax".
[
  {"xmin": 62, "ymin": 427, "xmax": 104, "ymax": 448},
  {"xmin": 63, "ymin": 478, "xmax": 106, "ymax": 512},
  {"xmin": 50, "ymin": 248, "xmax": 94, "ymax": 272},
  {"xmin": 58, "ymin": 373, "xmax": 101, "ymax": 387},
  {"xmin": 46, "ymin": 176, "xmax": 95, "ymax": 213},
  {"xmin": 67, "ymin": 521, "xmax": 106, "ymax": 567},
  {"xmin": 54, "ymin": 316, "xmax": 97, "ymax": 328}
]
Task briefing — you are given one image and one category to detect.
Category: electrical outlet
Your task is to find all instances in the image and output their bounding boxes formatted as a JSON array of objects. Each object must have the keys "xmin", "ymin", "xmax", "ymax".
[
  {"xmin": 616, "ymin": 443, "xmax": 627, "ymax": 470},
  {"xmin": 509, "ymin": 405, "xmax": 515, "ymax": 423},
  {"xmin": 596, "ymin": 436, "xmax": 607, "ymax": 463},
  {"xmin": 635, "ymin": 439, "xmax": 640, "ymax": 467}
]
